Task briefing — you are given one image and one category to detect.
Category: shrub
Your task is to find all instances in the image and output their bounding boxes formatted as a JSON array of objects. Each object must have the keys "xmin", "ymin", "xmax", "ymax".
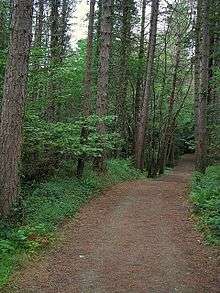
[
  {"xmin": 191, "ymin": 164, "xmax": 220, "ymax": 245},
  {"xmin": 22, "ymin": 113, "xmax": 122, "ymax": 180}
]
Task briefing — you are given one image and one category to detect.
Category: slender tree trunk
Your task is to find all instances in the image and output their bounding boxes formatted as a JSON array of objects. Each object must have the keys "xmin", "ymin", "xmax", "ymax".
[
  {"xmin": 34, "ymin": 0, "xmax": 44, "ymax": 48},
  {"xmin": 134, "ymin": 0, "xmax": 146, "ymax": 131},
  {"xmin": 194, "ymin": 0, "xmax": 201, "ymax": 144},
  {"xmin": 117, "ymin": 0, "xmax": 133, "ymax": 144},
  {"xmin": 157, "ymin": 37, "xmax": 181, "ymax": 174},
  {"xmin": 213, "ymin": 0, "xmax": 220, "ymax": 126},
  {"xmin": 134, "ymin": 0, "xmax": 159, "ymax": 169},
  {"xmin": 60, "ymin": 0, "xmax": 69, "ymax": 59},
  {"xmin": 195, "ymin": 0, "xmax": 209, "ymax": 172},
  {"xmin": 50, "ymin": 0, "xmax": 61, "ymax": 63},
  {"xmin": 76, "ymin": 0, "xmax": 96, "ymax": 178},
  {"xmin": 32, "ymin": 0, "xmax": 44, "ymax": 99},
  {"xmin": 94, "ymin": 0, "xmax": 102, "ymax": 85},
  {"xmin": 9, "ymin": 0, "xmax": 14, "ymax": 24},
  {"xmin": 83, "ymin": 0, "xmax": 96, "ymax": 115},
  {"xmin": 167, "ymin": 140, "xmax": 175, "ymax": 167},
  {"xmin": 94, "ymin": 0, "xmax": 113, "ymax": 172},
  {"xmin": 46, "ymin": 0, "xmax": 61, "ymax": 121},
  {"xmin": 0, "ymin": 0, "xmax": 33, "ymax": 217}
]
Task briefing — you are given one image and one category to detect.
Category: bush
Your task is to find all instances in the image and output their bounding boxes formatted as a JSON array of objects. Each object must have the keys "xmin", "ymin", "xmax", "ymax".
[
  {"xmin": 22, "ymin": 112, "xmax": 122, "ymax": 180},
  {"xmin": 190, "ymin": 164, "xmax": 220, "ymax": 245}
]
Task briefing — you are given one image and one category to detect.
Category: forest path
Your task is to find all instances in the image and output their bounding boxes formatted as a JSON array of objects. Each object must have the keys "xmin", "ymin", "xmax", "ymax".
[{"xmin": 6, "ymin": 154, "xmax": 219, "ymax": 292}]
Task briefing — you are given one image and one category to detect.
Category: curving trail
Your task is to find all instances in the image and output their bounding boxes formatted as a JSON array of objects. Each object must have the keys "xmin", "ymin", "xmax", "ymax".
[{"xmin": 6, "ymin": 155, "xmax": 219, "ymax": 292}]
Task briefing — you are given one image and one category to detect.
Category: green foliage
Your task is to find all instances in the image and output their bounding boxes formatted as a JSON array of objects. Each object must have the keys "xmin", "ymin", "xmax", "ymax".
[
  {"xmin": 0, "ymin": 0, "xmax": 10, "ymax": 99},
  {"xmin": 22, "ymin": 112, "xmax": 122, "ymax": 180},
  {"xmin": 28, "ymin": 40, "xmax": 86, "ymax": 118},
  {"xmin": 0, "ymin": 159, "xmax": 144, "ymax": 288},
  {"xmin": 107, "ymin": 159, "xmax": 146, "ymax": 181},
  {"xmin": 190, "ymin": 165, "xmax": 220, "ymax": 245},
  {"xmin": 175, "ymin": 121, "xmax": 194, "ymax": 155}
]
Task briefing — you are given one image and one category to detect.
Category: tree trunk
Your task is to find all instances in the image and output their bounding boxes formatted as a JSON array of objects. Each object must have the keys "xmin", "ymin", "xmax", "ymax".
[
  {"xmin": 94, "ymin": 0, "xmax": 113, "ymax": 172},
  {"xmin": 76, "ymin": 0, "xmax": 96, "ymax": 178},
  {"xmin": 34, "ymin": 0, "xmax": 44, "ymax": 48},
  {"xmin": 83, "ymin": 0, "xmax": 96, "ymax": 115},
  {"xmin": 60, "ymin": 0, "xmax": 70, "ymax": 59},
  {"xmin": 157, "ymin": 37, "xmax": 181, "ymax": 174},
  {"xmin": 134, "ymin": 0, "xmax": 146, "ymax": 132},
  {"xmin": 50, "ymin": 0, "xmax": 61, "ymax": 63},
  {"xmin": 46, "ymin": 0, "xmax": 61, "ymax": 121},
  {"xmin": 134, "ymin": 0, "xmax": 159, "ymax": 169},
  {"xmin": 0, "ymin": 0, "xmax": 33, "ymax": 217},
  {"xmin": 94, "ymin": 0, "xmax": 102, "ymax": 85},
  {"xmin": 195, "ymin": 0, "xmax": 209, "ymax": 172},
  {"xmin": 194, "ymin": 0, "xmax": 201, "ymax": 146},
  {"xmin": 117, "ymin": 0, "xmax": 133, "ymax": 144}
]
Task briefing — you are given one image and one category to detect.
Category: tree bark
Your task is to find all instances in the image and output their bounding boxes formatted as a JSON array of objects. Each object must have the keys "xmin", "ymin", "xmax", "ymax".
[
  {"xmin": 95, "ymin": 0, "xmax": 113, "ymax": 172},
  {"xmin": 34, "ymin": 0, "xmax": 44, "ymax": 48},
  {"xmin": 117, "ymin": 0, "xmax": 133, "ymax": 142},
  {"xmin": 83, "ymin": 0, "xmax": 96, "ymax": 115},
  {"xmin": 134, "ymin": 0, "xmax": 146, "ymax": 131},
  {"xmin": 94, "ymin": 0, "xmax": 102, "ymax": 85},
  {"xmin": 50, "ymin": 0, "xmax": 61, "ymax": 63},
  {"xmin": 60, "ymin": 0, "xmax": 70, "ymax": 59},
  {"xmin": 195, "ymin": 0, "xmax": 209, "ymax": 172},
  {"xmin": 134, "ymin": 0, "xmax": 159, "ymax": 169},
  {"xmin": 76, "ymin": 0, "xmax": 96, "ymax": 178},
  {"xmin": 45, "ymin": 0, "xmax": 61, "ymax": 121},
  {"xmin": 0, "ymin": 0, "xmax": 33, "ymax": 217},
  {"xmin": 157, "ymin": 36, "xmax": 181, "ymax": 174}
]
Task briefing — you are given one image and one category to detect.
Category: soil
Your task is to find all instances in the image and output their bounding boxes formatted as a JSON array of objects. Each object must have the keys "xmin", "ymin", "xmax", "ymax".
[{"xmin": 4, "ymin": 154, "xmax": 220, "ymax": 292}]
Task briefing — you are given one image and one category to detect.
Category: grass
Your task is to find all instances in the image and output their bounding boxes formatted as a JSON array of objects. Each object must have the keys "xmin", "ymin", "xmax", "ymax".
[
  {"xmin": 190, "ymin": 164, "xmax": 220, "ymax": 245},
  {"xmin": 0, "ymin": 158, "xmax": 145, "ymax": 288}
]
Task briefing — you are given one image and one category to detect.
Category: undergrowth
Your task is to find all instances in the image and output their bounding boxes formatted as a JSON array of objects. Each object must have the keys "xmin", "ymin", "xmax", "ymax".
[
  {"xmin": 0, "ymin": 159, "xmax": 145, "ymax": 288},
  {"xmin": 190, "ymin": 164, "xmax": 220, "ymax": 245}
]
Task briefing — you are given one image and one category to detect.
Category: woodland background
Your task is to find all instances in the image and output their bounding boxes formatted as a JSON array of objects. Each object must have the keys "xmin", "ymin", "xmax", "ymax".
[{"xmin": 0, "ymin": 0, "xmax": 219, "ymax": 286}]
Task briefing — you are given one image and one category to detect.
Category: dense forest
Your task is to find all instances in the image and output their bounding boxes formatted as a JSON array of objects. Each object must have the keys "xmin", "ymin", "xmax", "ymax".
[{"xmin": 0, "ymin": 0, "xmax": 219, "ymax": 288}]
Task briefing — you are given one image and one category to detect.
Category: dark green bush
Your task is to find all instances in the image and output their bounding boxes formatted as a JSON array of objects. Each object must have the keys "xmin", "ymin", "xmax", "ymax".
[{"xmin": 191, "ymin": 164, "xmax": 220, "ymax": 245}]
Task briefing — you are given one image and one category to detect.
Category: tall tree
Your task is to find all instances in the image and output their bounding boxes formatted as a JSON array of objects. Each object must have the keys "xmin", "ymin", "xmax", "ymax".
[
  {"xmin": 60, "ymin": 0, "xmax": 71, "ymax": 59},
  {"xmin": 76, "ymin": 0, "xmax": 96, "ymax": 178},
  {"xmin": 94, "ymin": 0, "xmax": 102, "ymax": 84},
  {"xmin": 95, "ymin": 0, "xmax": 113, "ymax": 171},
  {"xmin": 157, "ymin": 36, "xmax": 181, "ymax": 174},
  {"xmin": 45, "ymin": 0, "xmax": 73, "ymax": 120},
  {"xmin": 134, "ymin": 0, "xmax": 160, "ymax": 169},
  {"xmin": 206, "ymin": 0, "xmax": 220, "ymax": 156},
  {"xmin": 46, "ymin": 0, "xmax": 61, "ymax": 121},
  {"xmin": 117, "ymin": 0, "xmax": 133, "ymax": 140},
  {"xmin": 195, "ymin": 0, "xmax": 209, "ymax": 172},
  {"xmin": 83, "ymin": 0, "xmax": 96, "ymax": 115},
  {"xmin": 0, "ymin": 0, "xmax": 33, "ymax": 216},
  {"xmin": 134, "ymin": 0, "xmax": 147, "ymax": 133},
  {"xmin": 34, "ymin": 0, "xmax": 44, "ymax": 48},
  {"xmin": 50, "ymin": 0, "xmax": 61, "ymax": 63}
]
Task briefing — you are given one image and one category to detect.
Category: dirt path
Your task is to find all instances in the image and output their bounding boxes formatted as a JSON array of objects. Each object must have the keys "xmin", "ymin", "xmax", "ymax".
[{"xmin": 6, "ymin": 155, "xmax": 219, "ymax": 292}]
